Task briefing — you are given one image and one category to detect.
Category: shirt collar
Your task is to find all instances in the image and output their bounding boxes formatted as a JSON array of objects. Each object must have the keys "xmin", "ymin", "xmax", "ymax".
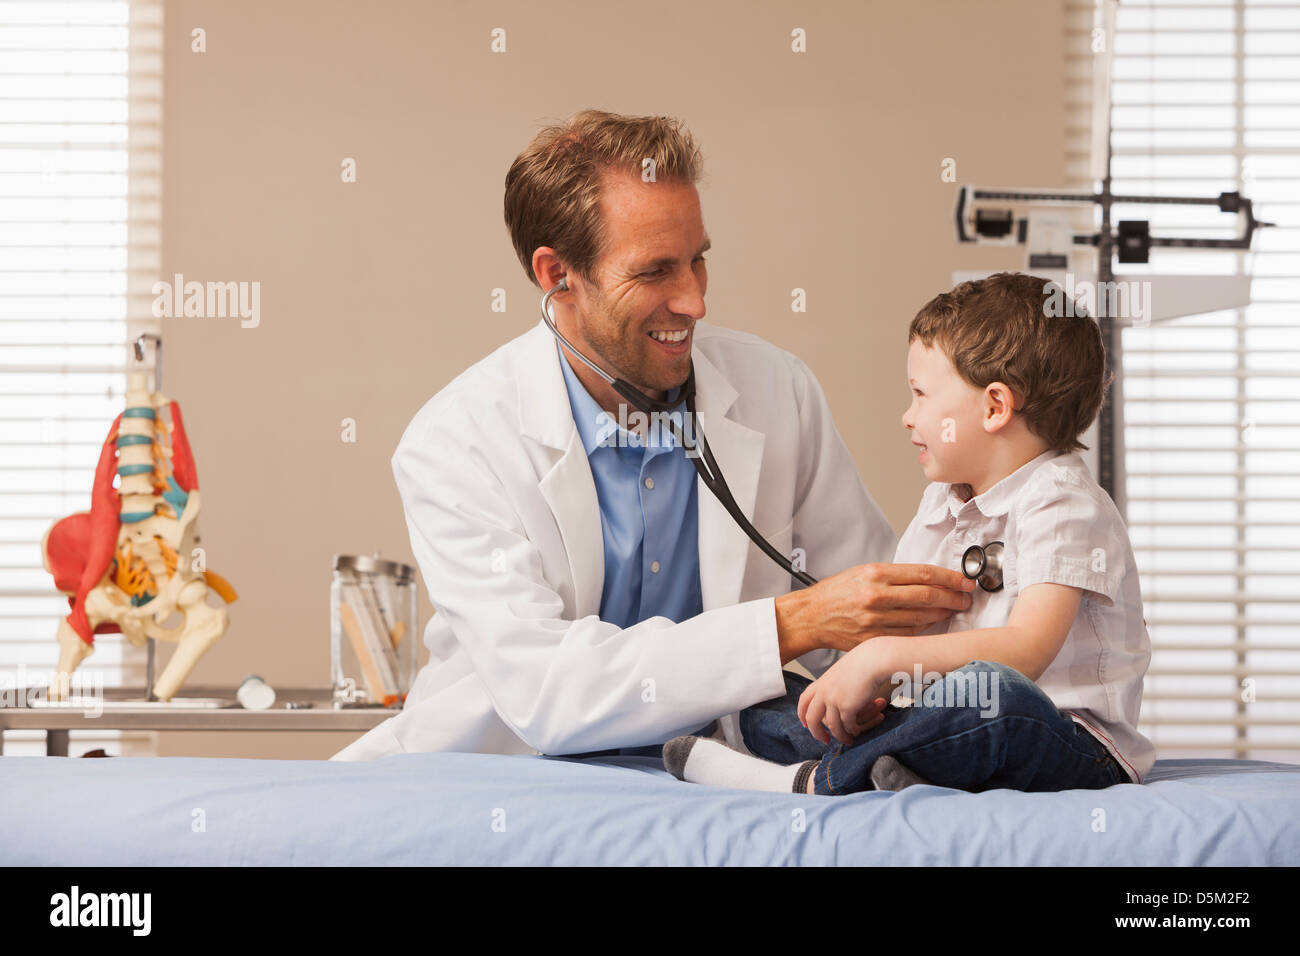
[
  {"xmin": 921, "ymin": 448, "xmax": 1065, "ymax": 525},
  {"xmin": 555, "ymin": 341, "xmax": 683, "ymax": 457}
]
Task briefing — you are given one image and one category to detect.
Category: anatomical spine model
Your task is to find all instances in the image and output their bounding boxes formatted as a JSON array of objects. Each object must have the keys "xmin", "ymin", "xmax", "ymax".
[{"xmin": 42, "ymin": 371, "xmax": 237, "ymax": 700}]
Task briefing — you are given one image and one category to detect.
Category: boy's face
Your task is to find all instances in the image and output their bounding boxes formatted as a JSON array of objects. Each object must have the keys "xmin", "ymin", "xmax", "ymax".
[{"xmin": 901, "ymin": 340, "xmax": 990, "ymax": 484}]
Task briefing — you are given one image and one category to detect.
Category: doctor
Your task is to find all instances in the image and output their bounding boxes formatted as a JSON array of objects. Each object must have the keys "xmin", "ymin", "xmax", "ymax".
[{"xmin": 331, "ymin": 109, "xmax": 974, "ymax": 761}]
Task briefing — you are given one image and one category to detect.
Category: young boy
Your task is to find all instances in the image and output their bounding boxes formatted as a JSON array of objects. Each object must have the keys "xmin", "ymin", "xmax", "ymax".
[{"xmin": 664, "ymin": 272, "xmax": 1155, "ymax": 796}]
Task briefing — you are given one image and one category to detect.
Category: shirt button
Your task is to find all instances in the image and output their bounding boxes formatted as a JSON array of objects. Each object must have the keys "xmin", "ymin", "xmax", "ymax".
[
  {"xmin": 650, "ymin": 561, "xmax": 661, "ymax": 573},
  {"xmin": 644, "ymin": 477, "xmax": 654, "ymax": 489}
]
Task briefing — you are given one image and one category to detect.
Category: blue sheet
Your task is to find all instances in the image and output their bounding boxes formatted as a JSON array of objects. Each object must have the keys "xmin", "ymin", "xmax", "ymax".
[{"xmin": 2, "ymin": 754, "xmax": 1296, "ymax": 865}]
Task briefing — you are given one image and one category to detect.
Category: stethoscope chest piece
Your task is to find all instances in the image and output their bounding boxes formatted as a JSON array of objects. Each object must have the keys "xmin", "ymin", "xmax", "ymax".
[{"xmin": 962, "ymin": 540, "xmax": 1005, "ymax": 593}]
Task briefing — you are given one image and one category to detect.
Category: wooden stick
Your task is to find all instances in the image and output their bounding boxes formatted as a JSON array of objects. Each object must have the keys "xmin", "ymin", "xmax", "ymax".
[{"xmin": 340, "ymin": 601, "xmax": 390, "ymax": 705}]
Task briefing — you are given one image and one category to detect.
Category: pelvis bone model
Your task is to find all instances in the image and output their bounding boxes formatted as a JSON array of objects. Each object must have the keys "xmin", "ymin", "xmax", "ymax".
[{"xmin": 41, "ymin": 371, "xmax": 237, "ymax": 700}]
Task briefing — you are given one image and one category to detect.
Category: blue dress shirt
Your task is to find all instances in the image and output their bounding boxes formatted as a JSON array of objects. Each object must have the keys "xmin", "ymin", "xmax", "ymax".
[{"xmin": 555, "ymin": 341, "xmax": 704, "ymax": 628}]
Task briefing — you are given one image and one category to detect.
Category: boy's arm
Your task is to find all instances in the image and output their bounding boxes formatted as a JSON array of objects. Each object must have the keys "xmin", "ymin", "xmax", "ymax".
[
  {"xmin": 798, "ymin": 583, "xmax": 1081, "ymax": 744},
  {"xmin": 889, "ymin": 582, "xmax": 1082, "ymax": 682}
]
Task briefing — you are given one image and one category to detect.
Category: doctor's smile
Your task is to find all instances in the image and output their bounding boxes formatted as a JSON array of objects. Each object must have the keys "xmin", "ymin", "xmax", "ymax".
[{"xmin": 646, "ymin": 325, "xmax": 692, "ymax": 355}]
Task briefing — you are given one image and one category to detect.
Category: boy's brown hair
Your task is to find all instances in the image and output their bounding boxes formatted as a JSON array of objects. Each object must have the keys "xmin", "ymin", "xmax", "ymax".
[{"xmin": 908, "ymin": 272, "xmax": 1112, "ymax": 453}]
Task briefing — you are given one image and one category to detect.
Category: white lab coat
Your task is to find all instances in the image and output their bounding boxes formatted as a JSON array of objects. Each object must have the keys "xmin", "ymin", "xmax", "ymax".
[{"xmin": 330, "ymin": 317, "xmax": 897, "ymax": 760}]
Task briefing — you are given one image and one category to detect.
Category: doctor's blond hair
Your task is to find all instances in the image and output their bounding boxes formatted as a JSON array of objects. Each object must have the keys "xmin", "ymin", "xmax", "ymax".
[
  {"xmin": 908, "ymin": 272, "xmax": 1112, "ymax": 454},
  {"xmin": 504, "ymin": 109, "xmax": 704, "ymax": 288}
]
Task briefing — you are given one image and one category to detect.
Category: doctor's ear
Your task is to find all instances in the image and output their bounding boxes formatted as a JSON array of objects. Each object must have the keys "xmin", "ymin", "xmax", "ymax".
[
  {"xmin": 982, "ymin": 381, "xmax": 1019, "ymax": 433},
  {"xmin": 531, "ymin": 248, "xmax": 572, "ymax": 295}
]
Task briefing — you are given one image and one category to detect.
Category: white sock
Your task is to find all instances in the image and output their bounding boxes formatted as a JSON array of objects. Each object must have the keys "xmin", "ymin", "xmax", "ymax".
[{"xmin": 663, "ymin": 735, "xmax": 813, "ymax": 793}]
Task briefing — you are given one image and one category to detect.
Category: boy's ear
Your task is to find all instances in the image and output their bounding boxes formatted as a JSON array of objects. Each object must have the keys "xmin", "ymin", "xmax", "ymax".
[{"xmin": 982, "ymin": 381, "xmax": 1019, "ymax": 433}]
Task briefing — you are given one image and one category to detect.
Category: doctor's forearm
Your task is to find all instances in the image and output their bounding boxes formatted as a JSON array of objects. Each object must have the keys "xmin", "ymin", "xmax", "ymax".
[
  {"xmin": 774, "ymin": 587, "xmax": 886, "ymax": 663},
  {"xmin": 774, "ymin": 590, "xmax": 821, "ymax": 664}
]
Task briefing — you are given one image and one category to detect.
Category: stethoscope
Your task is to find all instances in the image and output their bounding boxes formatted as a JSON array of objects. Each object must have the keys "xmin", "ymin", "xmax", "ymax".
[
  {"xmin": 540, "ymin": 276, "xmax": 818, "ymax": 588},
  {"xmin": 961, "ymin": 541, "xmax": 1005, "ymax": 592}
]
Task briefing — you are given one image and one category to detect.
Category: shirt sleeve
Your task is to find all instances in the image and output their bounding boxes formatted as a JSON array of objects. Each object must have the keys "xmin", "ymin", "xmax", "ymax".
[{"xmin": 1012, "ymin": 470, "xmax": 1125, "ymax": 607}]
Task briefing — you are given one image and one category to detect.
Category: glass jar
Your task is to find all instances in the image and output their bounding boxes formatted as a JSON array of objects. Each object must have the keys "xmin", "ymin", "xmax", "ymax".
[{"xmin": 330, "ymin": 553, "xmax": 418, "ymax": 707}]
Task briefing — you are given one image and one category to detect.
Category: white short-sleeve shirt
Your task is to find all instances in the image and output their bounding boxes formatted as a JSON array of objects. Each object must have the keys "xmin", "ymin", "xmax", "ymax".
[{"xmin": 895, "ymin": 449, "xmax": 1156, "ymax": 783}]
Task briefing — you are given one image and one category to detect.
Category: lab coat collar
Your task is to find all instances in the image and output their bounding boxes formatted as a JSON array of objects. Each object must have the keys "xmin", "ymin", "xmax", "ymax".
[
  {"xmin": 519, "ymin": 318, "xmax": 755, "ymax": 617},
  {"xmin": 921, "ymin": 448, "xmax": 1065, "ymax": 525}
]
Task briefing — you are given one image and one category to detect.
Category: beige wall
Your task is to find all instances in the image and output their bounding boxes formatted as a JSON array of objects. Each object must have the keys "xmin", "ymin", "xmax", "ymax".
[{"xmin": 154, "ymin": 0, "xmax": 1065, "ymax": 757}]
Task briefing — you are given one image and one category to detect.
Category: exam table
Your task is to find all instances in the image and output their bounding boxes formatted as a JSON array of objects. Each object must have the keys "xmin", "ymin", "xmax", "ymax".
[{"xmin": 2, "ymin": 753, "xmax": 1297, "ymax": 865}]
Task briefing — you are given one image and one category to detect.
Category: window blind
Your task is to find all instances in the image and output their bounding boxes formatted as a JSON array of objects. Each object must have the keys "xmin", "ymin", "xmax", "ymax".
[
  {"xmin": 1068, "ymin": 0, "xmax": 1300, "ymax": 761},
  {"xmin": 0, "ymin": 0, "xmax": 162, "ymax": 756}
]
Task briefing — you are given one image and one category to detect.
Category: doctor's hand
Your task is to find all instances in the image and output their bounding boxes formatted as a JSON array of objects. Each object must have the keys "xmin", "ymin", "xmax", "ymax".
[{"xmin": 774, "ymin": 562, "xmax": 975, "ymax": 664}]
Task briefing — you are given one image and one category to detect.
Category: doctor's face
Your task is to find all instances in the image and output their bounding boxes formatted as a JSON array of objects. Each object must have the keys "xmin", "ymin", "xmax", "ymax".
[{"xmin": 574, "ymin": 172, "xmax": 709, "ymax": 399}]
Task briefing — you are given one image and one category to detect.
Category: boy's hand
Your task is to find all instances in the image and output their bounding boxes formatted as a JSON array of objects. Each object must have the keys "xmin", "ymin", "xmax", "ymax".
[{"xmin": 797, "ymin": 640, "xmax": 902, "ymax": 745}]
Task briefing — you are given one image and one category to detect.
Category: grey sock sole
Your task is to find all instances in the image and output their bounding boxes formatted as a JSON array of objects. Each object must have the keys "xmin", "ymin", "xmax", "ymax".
[
  {"xmin": 792, "ymin": 759, "xmax": 818, "ymax": 795},
  {"xmin": 869, "ymin": 754, "xmax": 933, "ymax": 792},
  {"xmin": 662, "ymin": 735, "xmax": 700, "ymax": 780}
]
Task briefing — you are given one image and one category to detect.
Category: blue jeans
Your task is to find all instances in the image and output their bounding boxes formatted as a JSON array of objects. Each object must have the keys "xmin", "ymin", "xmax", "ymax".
[{"xmin": 739, "ymin": 661, "xmax": 1128, "ymax": 795}]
